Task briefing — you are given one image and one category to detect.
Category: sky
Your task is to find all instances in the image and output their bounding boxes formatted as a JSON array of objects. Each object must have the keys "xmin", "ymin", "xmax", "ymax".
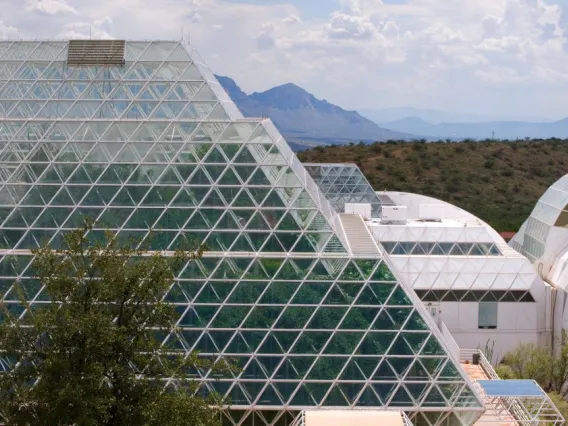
[{"xmin": 1, "ymin": 0, "xmax": 568, "ymax": 120}]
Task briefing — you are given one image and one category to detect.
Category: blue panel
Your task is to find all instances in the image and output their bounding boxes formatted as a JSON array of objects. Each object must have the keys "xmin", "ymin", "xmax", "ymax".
[{"xmin": 478, "ymin": 380, "xmax": 544, "ymax": 397}]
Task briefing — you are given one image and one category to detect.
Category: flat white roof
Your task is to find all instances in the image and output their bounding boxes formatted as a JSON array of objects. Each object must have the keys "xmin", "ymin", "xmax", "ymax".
[
  {"xmin": 304, "ymin": 410, "xmax": 404, "ymax": 426},
  {"xmin": 368, "ymin": 191, "xmax": 526, "ymax": 259},
  {"xmin": 367, "ymin": 218, "xmax": 482, "ymax": 228}
]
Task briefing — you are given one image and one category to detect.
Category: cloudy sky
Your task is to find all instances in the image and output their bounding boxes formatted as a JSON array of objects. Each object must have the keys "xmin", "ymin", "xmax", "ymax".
[{"xmin": 1, "ymin": 0, "xmax": 567, "ymax": 120}]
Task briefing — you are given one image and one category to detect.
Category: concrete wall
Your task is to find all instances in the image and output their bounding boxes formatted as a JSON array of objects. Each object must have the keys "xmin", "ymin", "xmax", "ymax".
[{"xmin": 437, "ymin": 301, "xmax": 547, "ymax": 363}]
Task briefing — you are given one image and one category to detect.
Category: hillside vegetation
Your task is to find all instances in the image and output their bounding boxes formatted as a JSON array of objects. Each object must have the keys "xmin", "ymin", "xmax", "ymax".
[{"xmin": 298, "ymin": 139, "xmax": 568, "ymax": 232}]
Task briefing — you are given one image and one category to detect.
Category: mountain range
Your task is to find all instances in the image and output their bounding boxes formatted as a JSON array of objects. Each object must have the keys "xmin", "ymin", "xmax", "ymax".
[
  {"xmin": 215, "ymin": 75, "xmax": 411, "ymax": 149},
  {"xmin": 359, "ymin": 107, "xmax": 552, "ymax": 125},
  {"xmin": 380, "ymin": 116, "xmax": 568, "ymax": 140},
  {"xmin": 216, "ymin": 75, "xmax": 568, "ymax": 144}
]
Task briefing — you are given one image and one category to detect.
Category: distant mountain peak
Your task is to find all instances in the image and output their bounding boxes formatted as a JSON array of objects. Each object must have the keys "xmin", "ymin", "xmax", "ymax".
[
  {"xmin": 214, "ymin": 75, "xmax": 247, "ymax": 101},
  {"xmin": 215, "ymin": 75, "xmax": 412, "ymax": 147},
  {"xmin": 249, "ymin": 82, "xmax": 324, "ymax": 111},
  {"xmin": 380, "ymin": 113, "xmax": 568, "ymax": 140},
  {"xmin": 271, "ymin": 82, "xmax": 304, "ymax": 91},
  {"xmin": 392, "ymin": 116, "xmax": 430, "ymax": 125}
]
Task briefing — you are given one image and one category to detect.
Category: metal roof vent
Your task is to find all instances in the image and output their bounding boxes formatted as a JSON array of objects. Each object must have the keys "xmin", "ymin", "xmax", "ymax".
[{"xmin": 67, "ymin": 40, "xmax": 126, "ymax": 67}]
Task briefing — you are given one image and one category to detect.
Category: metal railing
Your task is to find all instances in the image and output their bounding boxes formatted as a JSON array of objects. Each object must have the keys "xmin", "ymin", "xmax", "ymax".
[
  {"xmin": 461, "ymin": 349, "xmax": 552, "ymax": 425},
  {"xmin": 401, "ymin": 411, "xmax": 414, "ymax": 426},
  {"xmin": 459, "ymin": 349, "xmax": 499, "ymax": 380},
  {"xmin": 290, "ymin": 411, "xmax": 305, "ymax": 426}
]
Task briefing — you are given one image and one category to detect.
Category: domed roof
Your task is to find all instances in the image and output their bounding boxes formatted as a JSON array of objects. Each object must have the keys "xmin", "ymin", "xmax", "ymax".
[{"xmin": 510, "ymin": 174, "xmax": 568, "ymax": 286}]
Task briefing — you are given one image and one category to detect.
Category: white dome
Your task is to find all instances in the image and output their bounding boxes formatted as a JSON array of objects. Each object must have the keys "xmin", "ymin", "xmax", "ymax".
[{"xmin": 510, "ymin": 174, "xmax": 568, "ymax": 288}]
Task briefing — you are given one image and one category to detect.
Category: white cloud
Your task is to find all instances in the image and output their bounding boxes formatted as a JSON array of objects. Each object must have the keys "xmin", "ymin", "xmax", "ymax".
[
  {"xmin": 56, "ymin": 17, "xmax": 114, "ymax": 40},
  {"xmin": 0, "ymin": 0, "xmax": 566, "ymax": 118},
  {"xmin": 423, "ymin": 25, "xmax": 466, "ymax": 44},
  {"xmin": 382, "ymin": 21, "xmax": 400, "ymax": 39},
  {"xmin": 187, "ymin": 11, "xmax": 203, "ymax": 24},
  {"xmin": 283, "ymin": 14, "xmax": 302, "ymax": 25},
  {"xmin": 256, "ymin": 33, "xmax": 275, "ymax": 50},
  {"xmin": 482, "ymin": 15, "xmax": 504, "ymax": 38},
  {"xmin": 26, "ymin": 0, "xmax": 77, "ymax": 15},
  {"xmin": 475, "ymin": 66, "xmax": 527, "ymax": 84},
  {"xmin": 326, "ymin": 12, "xmax": 379, "ymax": 40},
  {"xmin": 0, "ymin": 21, "xmax": 18, "ymax": 39}
]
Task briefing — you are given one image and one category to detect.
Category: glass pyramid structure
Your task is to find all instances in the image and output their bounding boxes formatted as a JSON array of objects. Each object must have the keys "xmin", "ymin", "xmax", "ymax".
[
  {"xmin": 304, "ymin": 163, "xmax": 383, "ymax": 218},
  {"xmin": 0, "ymin": 40, "xmax": 484, "ymax": 426}
]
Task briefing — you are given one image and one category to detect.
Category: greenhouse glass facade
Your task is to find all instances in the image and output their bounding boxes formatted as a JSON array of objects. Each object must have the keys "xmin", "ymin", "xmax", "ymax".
[
  {"xmin": 304, "ymin": 163, "xmax": 383, "ymax": 218},
  {"xmin": 510, "ymin": 174, "xmax": 568, "ymax": 263},
  {"xmin": 0, "ymin": 40, "xmax": 483, "ymax": 426}
]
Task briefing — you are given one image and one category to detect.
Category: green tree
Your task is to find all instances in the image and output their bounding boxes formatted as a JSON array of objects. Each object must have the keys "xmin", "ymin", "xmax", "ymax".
[
  {"xmin": 550, "ymin": 331, "xmax": 568, "ymax": 394},
  {"xmin": 502, "ymin": 343, "xmax": 552, "ymax": 387},
  {"xmin": 0, "ymin": 225, "xmax": 223, "ymax": 426}
]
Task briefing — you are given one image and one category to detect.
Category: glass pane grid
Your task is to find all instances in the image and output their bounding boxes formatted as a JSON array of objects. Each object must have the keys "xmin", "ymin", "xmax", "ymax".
[
  {"xmin": 511, "ymin": 175, "xmax": 568, "ymax": 262},
  {"xmin": 382, "ymin": 241, "xmax": 502, "ymax": 257}
]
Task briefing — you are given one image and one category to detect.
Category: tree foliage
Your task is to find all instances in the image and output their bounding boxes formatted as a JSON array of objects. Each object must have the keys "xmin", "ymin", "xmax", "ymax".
[
  {"xmin": 501, "ymin": 343, "xmax": 552, "ymax": 387},
  {"xmin": 550, "ymin": 331, "xmax": 568, "ymax": 393},
  {"xmin": 501, "ymin": 331, "xmax": 568, "ymax": 394},
  {"xmin": 0, "ymin": 225, "xmax": 223, "ymax": 426}
]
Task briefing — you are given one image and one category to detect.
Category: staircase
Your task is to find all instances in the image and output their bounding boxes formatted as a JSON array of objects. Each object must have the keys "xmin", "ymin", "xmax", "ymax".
[{"xmin": 338, "ymin": 214, "xmax": 380, "ymax": 256}]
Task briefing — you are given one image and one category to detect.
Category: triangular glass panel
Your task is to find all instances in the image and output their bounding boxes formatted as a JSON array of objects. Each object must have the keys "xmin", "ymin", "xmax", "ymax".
[
  {"xmin": 340, "ymin": 306, "xmax": 377, "ymax": 330},
  {"xmin": 303, "ymin": 260, "xmax": 332, "ymax": 280},
  {"xmin": 387, "ymin": 285, "xmax": 413, "ymax": 306},
  {"xmin": 356, "ymin": 385, "xmax": 383, "ymax": 407},
  {"xmin": 422, "ymin": 385, "xmax": 448, "ymax": 407},
  {"xmin": 420, "ymin": 335, "xmax": 447, "ymax": 356},
  {"xmin": 256, "ymin": 384, "xmax": 283, "ymax": 406},
  {"xmin": 229, "ymin": 164, "xmax": 254, "ymax": 181},
  {"xmin": 207, "ymin": 103, "xmax": 230, "ymax": 120},
  {"xmin": 322, "ymin": 385, "xmax": 350, "ymax": 407},
  {"xmin": 289, "ymin": 384, "xmax": 318, "ymax": 406},
  {"xmin": 248, "ymin": 168, "xmax": 272, "ymax": 186},
  {"xmin": 233, "ymin": 146, "xmax": 257, "ymax": 164},
  {"xmin": 202, "ymin": 189, "xmax": 226, "ymax": 207},
  {"xmin": 389, "ymin": 385, "xmax": 414, "ymax": 407},
  {"xmin": 339, "ymin": 261, "xmax": 365, "ymax": 281},
  {"xmin": 204, "ymin": 165, "xmax": 226, "ymax": 183},
  {"xmin": 403, "ymin": 310, "xmax": 429, "ymax": 331}
]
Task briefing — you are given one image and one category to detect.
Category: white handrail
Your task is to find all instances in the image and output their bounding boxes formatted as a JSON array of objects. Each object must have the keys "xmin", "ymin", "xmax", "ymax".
[{"xmin": 440, "ymin": 320, "xmax": 460, "ymax": 361}]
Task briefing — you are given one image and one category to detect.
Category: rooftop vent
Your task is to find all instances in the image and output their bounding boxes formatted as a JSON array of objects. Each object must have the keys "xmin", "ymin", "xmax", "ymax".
[
  {"xmin": 381, "ymin": 206, "xmax": 407, "ymax": 224},
  {"xmin": 418, "ymin": 204, "xmax": 444, "ymax": 222},
  {"xmin": 67, "ymin": 40, "xmax": 126, "ymax": 67}
]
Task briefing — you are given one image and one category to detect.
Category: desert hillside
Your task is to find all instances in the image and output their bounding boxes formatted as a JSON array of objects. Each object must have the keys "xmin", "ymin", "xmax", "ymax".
[{"xmin": 298, "ymin": 139, "xmax": 568, "ymax": 231}]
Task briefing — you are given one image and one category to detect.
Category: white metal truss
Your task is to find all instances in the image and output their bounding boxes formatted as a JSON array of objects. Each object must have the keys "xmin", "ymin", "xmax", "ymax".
[{"xmin": 473, "ymin": 381, "xmax": 565, "ymax": 425}]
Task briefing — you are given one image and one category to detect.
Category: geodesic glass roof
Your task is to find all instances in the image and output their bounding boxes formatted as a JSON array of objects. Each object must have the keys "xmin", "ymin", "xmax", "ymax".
[
  {"xmin": 511, "ymin": 174, "xmax": 568, "ymax": 263},
  {"xmin": 304, "ymin": 163, "xmax": 383, "ymax": 218},
  {"xmin": 0, "ymin": 40, "xmax": 483, "ymax": 426}
]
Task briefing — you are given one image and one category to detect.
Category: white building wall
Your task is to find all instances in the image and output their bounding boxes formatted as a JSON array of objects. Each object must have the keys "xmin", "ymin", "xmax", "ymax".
[
  {"xmin": 387, "ymin": 252, "xmax": 547, "ymax": 360},
  {"xmin": 370, "ymin": 191, "xmax": 555, "ymax": 362},
  {"xmin": 553, "ymin": 288, "xmax": 568, "ymax": 351},
  {"xmin": 437, "ymin": 301, "xmax": 547, "ymax": 363}
]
